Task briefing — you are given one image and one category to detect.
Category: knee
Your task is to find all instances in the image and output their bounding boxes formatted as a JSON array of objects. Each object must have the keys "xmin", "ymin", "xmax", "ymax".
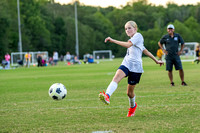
[{"xmin": 112, "ymin": 77, "xmax": 120, "ymax": 84}]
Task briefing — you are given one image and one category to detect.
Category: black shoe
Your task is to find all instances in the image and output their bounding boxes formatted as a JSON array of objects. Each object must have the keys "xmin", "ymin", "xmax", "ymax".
[
  {"xmin": 182, "ymin": 81, "xmax": 187, "ymax": 86},
  {"xmin": 171, "ymin": 82, "xmax": 175, "ymax": 86}
]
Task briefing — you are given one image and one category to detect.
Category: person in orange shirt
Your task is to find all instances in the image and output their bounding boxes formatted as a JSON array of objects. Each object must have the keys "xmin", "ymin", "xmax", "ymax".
[
  {"xmin": 156, "ymin": 47, "xmax": 164, "ymax": 60},
  {"xmin": 25, "ymin": 52, "xmax": 31, "ymax": 68}
]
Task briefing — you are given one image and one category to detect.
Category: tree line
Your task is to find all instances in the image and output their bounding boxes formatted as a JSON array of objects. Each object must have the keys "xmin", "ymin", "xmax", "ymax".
[{"xmin": 0, "ymin": 0, "xmax": 200, "ymax": 61}]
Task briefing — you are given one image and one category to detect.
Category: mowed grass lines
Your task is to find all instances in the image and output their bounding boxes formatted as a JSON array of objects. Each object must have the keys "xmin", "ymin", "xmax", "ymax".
[{"xmin": 0, "ymin": 58, "xmax": 199, "ymax": 133}]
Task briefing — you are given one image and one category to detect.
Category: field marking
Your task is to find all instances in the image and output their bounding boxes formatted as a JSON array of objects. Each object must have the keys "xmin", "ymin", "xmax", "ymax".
[{"xmin": 92, "ymin": 131, "xmax": 113, "ymax": 133}]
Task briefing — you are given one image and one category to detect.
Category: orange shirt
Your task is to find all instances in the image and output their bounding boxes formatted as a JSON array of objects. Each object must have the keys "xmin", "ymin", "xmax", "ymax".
[
  {"xmin": 25, "ymin": 53, "xmax": 31, "ymax": 61},
  {"xmin": 157, "ymin": 49, "xmax": 164, "ymax": 58}
]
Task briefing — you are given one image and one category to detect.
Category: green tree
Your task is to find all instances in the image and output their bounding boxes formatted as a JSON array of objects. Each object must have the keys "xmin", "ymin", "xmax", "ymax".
[
  {"xmin": 0, "ymin": 0, "xmax": 12, "ymax": 61},
  {"xmin": 173, "ymin": 20, "xmax": 194, "ymax": 42},
  {"xmin": 184, "ymin": 16, "xmax": 200, "ymax": 42}
]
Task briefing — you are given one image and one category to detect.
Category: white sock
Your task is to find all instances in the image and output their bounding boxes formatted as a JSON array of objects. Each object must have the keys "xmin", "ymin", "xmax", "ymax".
[
  {"xmin": 106, "ymin": 81, "xmax": 118, "ymax": 97},
  {"xmin": 129, "ymin": 96, "xmax": 136, "ymax": 108}
]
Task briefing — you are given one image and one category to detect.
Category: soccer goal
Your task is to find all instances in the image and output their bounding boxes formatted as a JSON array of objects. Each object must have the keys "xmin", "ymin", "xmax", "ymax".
[
  {"xmin": 179, "ymin": 42, "xmax": 199, "ymax": 62},
  {"xmin": 93, "ymin": 50, "xmax": 113, "ymax": 61},
  {"xmin": 11, "ymin": 51, "xmax": 48, "ymax": 66}
]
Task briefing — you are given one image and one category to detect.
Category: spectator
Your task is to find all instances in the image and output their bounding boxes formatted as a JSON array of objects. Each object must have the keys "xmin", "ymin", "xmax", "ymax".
[
  {"xmin": 74, "ymin": 56, "xmax": 81, "ymax": 64},
  {"xmin": 88, "ymin": 55, "xmax": 94, "ymax": 63},
  {"xmin": 37, "ymin": 53, "xmax": 43, "ymax": 67},
  {"xmin": 66, "ymin": 52, "xmax": 71, "ymax": 65},
  {"xmin": 5, "ymin": 53, "xmax": 10, "ymax": 69},
  {"xmin": 48, "ymin": 57, "xmax": 53, "ymax": 66},
  {"xmin": 60, "ymin": 55, "xmax": 64, "ymax": 62},
  {"xmin": 17, "ymin": 59, "xmax": 23, "ymax": 66},
  {"xmin": 53, "ymin": 51, "xmax": 59, "ymax": 65}
]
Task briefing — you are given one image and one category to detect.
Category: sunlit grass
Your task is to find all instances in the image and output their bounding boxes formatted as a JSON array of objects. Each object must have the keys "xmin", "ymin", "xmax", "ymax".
[{"xmin": 0, "ymin": 58, "xmax": 199, "ymax": 132}]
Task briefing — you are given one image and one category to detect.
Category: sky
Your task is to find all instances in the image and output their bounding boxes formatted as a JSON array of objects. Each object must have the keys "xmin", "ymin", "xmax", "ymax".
[{"xmin": 54, "ymin": 0, "xmax": 199, "ymax": 7}]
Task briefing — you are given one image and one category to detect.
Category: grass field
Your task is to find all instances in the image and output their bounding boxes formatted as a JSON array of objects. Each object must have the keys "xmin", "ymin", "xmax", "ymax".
[{"xmin": 0, "ymin": 58, "xmax": 199, "ymax": 133}]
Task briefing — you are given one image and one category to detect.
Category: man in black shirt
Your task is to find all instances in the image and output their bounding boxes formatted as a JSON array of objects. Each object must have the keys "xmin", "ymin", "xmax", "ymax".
[{"xmin": 158, "ymin": 24, "xmax": 187, "ymax": 86}]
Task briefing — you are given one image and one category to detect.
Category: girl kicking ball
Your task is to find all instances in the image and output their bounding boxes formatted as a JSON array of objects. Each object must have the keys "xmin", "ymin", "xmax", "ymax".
[{"xmin": 99, "ymin": 21, "xmax": 164, "ymax": 117}]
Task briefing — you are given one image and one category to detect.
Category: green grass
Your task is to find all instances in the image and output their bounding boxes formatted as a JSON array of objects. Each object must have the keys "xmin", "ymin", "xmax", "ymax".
[{"xmin": 0, "ymin": 58, "xmax": 199, "ymax": 133}]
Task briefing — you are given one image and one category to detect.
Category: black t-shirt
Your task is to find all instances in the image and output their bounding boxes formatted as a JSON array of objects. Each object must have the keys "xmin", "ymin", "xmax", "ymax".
[{"xmin": 160, "ymin": 33, "xmax": 184, "ymax": 58}]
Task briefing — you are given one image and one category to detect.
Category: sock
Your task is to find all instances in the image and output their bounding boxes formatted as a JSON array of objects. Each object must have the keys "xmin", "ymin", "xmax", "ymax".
[
  {"xmin": 129, "ymin": 96, "xmax": 136, "ymax": 108},
  {"xmin": 105, "ymin": 81, "xmax": 118, "ymax": 97}
]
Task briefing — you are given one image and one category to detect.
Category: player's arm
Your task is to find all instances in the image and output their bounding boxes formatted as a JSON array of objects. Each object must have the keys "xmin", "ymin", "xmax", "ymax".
[
  {"xmin": 143, "ymin": 49, "xmax": 164, "ymax": 66},
  {"xmin": 105, "ymin": 37, "xmax": 132, "ymax": 48}
]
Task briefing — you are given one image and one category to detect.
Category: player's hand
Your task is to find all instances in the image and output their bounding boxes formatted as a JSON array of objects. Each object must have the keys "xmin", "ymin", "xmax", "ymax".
[
  {"xmin": 157, "ymin": 60, "xmax": 164, "ymax": 66},
  {"xmin": 105, "ymin": 37, "xmax": 113, "ymax": 43}
]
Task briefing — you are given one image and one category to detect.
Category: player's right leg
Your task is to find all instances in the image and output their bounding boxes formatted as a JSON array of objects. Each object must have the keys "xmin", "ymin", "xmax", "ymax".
[{"xmin": 99, "ymin": 68, "xmax": 126, "ymax": 105}]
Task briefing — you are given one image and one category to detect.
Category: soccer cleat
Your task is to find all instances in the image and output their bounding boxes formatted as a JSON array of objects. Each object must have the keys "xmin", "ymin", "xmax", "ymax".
[
  {"xmin": 171, "ymin": 82, "xmax": 175, "ymax": 86},
  {"xmin": 127, "ymin": 103, "xmax": 137, "ymax": 117},
  {"xmin": 181, "ymin": 81, "xmax": 187, "ymax": 86},
  {"xmin": 99, "ymin": 91, "xmax": 110, "ymax": 105}
]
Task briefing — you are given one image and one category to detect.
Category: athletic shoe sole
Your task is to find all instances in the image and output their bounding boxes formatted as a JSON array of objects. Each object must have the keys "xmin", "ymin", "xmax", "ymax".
[{"xmin": 99, "ymin": 93, "xmax": 110, "ymax": 105}]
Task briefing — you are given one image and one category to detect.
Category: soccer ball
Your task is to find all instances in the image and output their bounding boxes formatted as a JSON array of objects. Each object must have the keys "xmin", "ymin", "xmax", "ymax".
[{"xmin": 49, "ymin": 83, "xmax": 67, "ymax": 100}]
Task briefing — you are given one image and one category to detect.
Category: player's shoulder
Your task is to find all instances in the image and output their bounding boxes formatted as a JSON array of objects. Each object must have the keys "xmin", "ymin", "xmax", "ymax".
[
  {"xmin": 135, "ymin": 32, "xmax": 143, "ymax": 37},
  {"xmin": 133, "ymin": 32, "xmax": 143, "ymax": 39}
]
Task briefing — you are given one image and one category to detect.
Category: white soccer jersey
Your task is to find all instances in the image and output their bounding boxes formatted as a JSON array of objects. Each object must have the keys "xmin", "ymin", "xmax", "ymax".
[{"xmin": 121, "ymin": 32, "xmax": 146, "ymax": 73}]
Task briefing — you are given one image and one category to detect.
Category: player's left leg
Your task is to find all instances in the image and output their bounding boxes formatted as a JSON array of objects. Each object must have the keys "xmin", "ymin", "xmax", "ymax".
[
  {"xmin": 127, "ymin": 84, "xmax": 137, "ymax": 117},
  {"xmin": 126, "ymin": 72, "xmax": 142, "ymax": 117}
]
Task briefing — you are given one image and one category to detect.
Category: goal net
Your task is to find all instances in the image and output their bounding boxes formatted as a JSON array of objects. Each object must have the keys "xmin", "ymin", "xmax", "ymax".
[
  {"xmin": 93, "ymin": 50, "xmax": 113, "ymax": 61},
  {"xmin": 11, "ymin": 51, "xmax": 48, "ymax": 66},
  {"xmin": 179, "ymin": 42, "xmax": 199, "ymax": 62}
]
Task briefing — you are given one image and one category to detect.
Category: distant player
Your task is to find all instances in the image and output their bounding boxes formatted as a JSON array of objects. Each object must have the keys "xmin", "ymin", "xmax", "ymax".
[
  {"xmin": 99, "ymin": 21, "xmax": 164, "ymax": 117},
  {"xmin": 25, "ymin": 52, "xmax": 31, "ymax": 68},
  {"xmin": 156, "ymin": 47, "xmax": 164, "ymax": 60},
  {"xmin": 194, "ymin": 45, "xmax": 200, "ymax": 64}
]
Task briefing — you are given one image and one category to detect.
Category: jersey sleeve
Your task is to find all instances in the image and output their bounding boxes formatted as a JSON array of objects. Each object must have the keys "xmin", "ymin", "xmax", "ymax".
[
  {"xmin": 129, "ymin": 33, "xmax": 145, "ymax": 51},
  {"xmin": 159, "ymin": 35, "xmax": 166, "ymax": 44}
]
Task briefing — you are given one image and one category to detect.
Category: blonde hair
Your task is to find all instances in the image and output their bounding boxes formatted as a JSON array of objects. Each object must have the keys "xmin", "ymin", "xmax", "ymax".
[{"xmin": 126, "ymin": 21, "xmax": 138, "ymax": 29}]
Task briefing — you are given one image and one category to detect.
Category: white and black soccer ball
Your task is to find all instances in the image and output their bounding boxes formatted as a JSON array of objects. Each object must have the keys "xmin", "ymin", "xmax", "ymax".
[{"xmin": 49, "ymin": 83, "xmax": 67, "ymax": 100}]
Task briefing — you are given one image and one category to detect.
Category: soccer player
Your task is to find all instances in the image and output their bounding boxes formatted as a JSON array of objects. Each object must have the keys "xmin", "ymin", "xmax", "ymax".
[
  {"xmin": 156, "ymin": 47, "xmax": 164, "ymax": 60},
  {"xmin": 194, "ymin": 45, "xmax": 200, "ymax": 64},
  {"xmin": 25, "ymin": 52, "xmax": 31, "ymax": 68},
  {"xmin": 99, "ymin": 21, "xmax": 164, "ymax": 117}
]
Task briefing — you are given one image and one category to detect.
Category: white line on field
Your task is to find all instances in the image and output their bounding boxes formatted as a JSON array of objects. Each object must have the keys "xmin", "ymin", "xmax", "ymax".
[{"xmin": 92, "ymin": 131, "xmax": 113, "ymax": 133}]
